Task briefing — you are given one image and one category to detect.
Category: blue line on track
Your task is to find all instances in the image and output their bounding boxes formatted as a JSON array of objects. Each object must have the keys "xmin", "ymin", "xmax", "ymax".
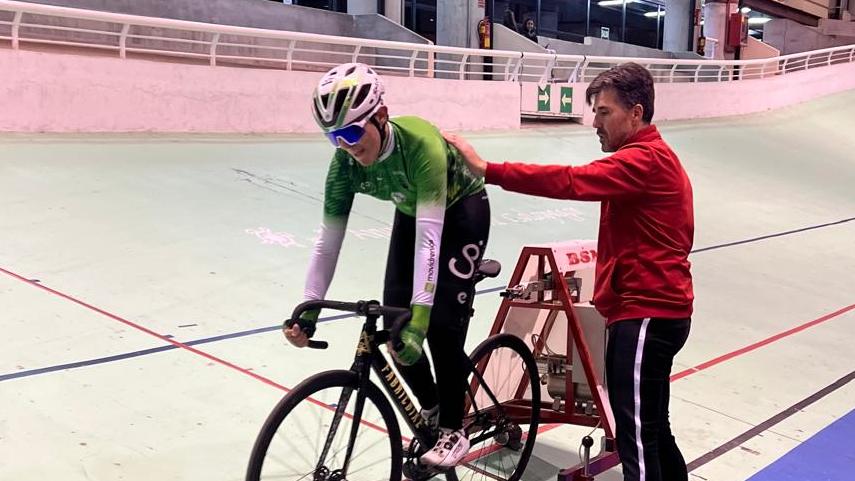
[{"xmin": 3, "ymin": 218, "xmax": 852, "ymax": 382}]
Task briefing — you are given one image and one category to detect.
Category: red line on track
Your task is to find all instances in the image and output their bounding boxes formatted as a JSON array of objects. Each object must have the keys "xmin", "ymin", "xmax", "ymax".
[
  {"xmin": 0, "ymin": 266, "xmax": 389, "ymax": 434},
  {"xmin": 5, "ymin": 266, "xmax": 853, "ymax": 449},
  {"xmin": 670, "ymin": 303, "xmax": 855, "ymax": 382},
  {"xmin": 466, "ymin": 303, "xmax": 855, "ymax": 466}
]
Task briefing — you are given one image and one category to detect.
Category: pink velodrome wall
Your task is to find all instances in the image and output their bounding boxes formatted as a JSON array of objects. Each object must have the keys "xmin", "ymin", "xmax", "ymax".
[
  {"xmin": 2, "ymin": 47, "xmax": 854, "ymax": 133},
  {"xmin": 581, "ymin": 61, "xmax": 855, "ymax": 125},
  {"xmin": 0, "ymin": 48, "xmax": 521, "ymax": 133}
]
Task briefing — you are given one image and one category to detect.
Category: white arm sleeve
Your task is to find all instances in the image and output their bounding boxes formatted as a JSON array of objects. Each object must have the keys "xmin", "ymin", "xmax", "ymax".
[
  {"xmin": 411, "ymin": 205, "xmax": 446, "ymax": 307},
  {"xmin": 303, "ymin": 218, "xmax": 347, "ymax": 301}
]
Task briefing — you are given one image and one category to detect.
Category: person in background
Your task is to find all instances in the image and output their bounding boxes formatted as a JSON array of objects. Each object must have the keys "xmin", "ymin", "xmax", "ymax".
[
  {"xmin": 503, "ymin": 7, "xmax": 519, "ymax": 33},
  {"xmin": 522, "ymin": 18, "xmax": 538, "ymax": 43}
]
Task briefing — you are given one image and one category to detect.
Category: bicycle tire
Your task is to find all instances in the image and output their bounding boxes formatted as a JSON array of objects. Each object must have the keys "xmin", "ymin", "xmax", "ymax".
[
  {"xmin": 246, "ymin": 369, "xmax": 403, "ymax": 481},
  {"xmin": 449, "ymin": 333, "xmax": 541, "ymax": 481}
]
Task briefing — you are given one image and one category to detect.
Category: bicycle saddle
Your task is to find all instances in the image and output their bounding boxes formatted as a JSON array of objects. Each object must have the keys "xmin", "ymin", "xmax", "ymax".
[{"xmin": 477, "ymin": 259, "xmax": 501, "ymax": 279}]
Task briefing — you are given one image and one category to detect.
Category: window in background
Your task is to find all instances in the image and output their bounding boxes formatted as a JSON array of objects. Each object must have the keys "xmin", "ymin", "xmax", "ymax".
[
  {"xmin": 404, "ymin": 0, "xmax": 437, "ymax": 43},
  {"xmin": 743, "ymin": 8, "xmax": 772, "ymax": 40},
  {"xmin": 540, "ymin": 0, "xmax": 588, "ymax": 42},
  {"xmin": 588, "ymin": 0, "xmax": 625, "ymax": 41},
  {"xmin": 291, "ymin": 0, "xmax": 348, "ymax": 13},
  {"xmin": 625, "ymin": 1, "xmax": 663, "ymax": 49}
]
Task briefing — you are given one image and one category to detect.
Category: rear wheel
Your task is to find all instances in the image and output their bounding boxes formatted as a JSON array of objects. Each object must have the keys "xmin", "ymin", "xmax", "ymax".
[{"xmin": 450, "ymin": 334, "xmax": 541, "ymax": 481}]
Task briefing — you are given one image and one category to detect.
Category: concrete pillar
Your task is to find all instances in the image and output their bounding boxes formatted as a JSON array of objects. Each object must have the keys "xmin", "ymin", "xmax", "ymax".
[
  {"xmin": 437, "ymin": 0, "xmax": 468, "ymax": 47},
  {"xmin": 384, "ymin": 0, "xmax": 403, "ymax": 24},
  {"xmin": 435, "ymin": 0, "xmax": 487, "ymax": 80},
  {"xmin": 703, "ymin": 0, "xmax": 738, "ymax": 59},
  {"xmin": 348, "ymin": 0, "xmax": 376, "ymax": 15},
  {"xmin": 437, "ymin": 0, "xmax": 485, "ymax": 48},
  {"xmin": 663, "ymin": 0, "xmax": 693, "ymax": 52}
]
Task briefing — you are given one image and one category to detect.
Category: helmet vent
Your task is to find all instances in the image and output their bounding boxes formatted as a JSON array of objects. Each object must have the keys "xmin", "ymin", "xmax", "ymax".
[
  {"xmin": 352, "ymin": 84, "xmax": 371, "ymax": 109},
  {"xmin": 332, "ymin": 89, "xmax": 349, "ymax": 121},
  {"xmin": 312, "ymin": 63, "xmax": 384, "ymax": 131}
]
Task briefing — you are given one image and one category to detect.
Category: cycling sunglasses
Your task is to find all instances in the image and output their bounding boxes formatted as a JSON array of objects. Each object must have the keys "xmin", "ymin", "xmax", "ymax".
[{"xmin": 325, "ymin": 119, "xmax": 369, "ymax": 147}]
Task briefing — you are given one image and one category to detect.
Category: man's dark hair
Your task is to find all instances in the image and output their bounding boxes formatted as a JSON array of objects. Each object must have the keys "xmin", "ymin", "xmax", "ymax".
[{"xmin": 585, "ymin": 62, "xmax": 655, "ymax": 123}]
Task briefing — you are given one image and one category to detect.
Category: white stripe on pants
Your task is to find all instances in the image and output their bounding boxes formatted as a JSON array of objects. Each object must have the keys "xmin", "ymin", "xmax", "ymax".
[{"xmin": 633, "ymin": 318, "xmax": 651, "ymax": 481}]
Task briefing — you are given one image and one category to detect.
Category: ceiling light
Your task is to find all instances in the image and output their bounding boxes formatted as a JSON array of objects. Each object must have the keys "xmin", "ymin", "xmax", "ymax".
[
  {"xmin": 644, "ymin": 11, "xmax": 665, "ymax": 17},
  {"xmin": 741, "ymin": 7, "xmax": 751, "ymax": 13},
  {"xmin": 748, "ymin": 17, "xmax": 772, "ymax": 25},
  {"xmin": 598, "ymin": 0, "xmax": 636, "ymax": 6}
]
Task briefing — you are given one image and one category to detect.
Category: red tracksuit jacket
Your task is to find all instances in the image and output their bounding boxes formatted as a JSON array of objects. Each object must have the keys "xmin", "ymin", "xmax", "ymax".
[{"xmin": 486, "ymin": 125, "xmax": 694, "ymax": 325}]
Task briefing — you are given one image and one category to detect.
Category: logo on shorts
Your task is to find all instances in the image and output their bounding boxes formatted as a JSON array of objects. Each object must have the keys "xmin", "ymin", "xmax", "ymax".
[{"xmin": 449, "ymin": 243, "xmax": 482, "ymax": 280}]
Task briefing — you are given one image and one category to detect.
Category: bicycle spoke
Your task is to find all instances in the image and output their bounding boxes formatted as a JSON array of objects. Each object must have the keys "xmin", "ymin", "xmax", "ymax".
[
  {"xmin": 322, "ymin": 428, "xmax": 390, "ymax": 471},
  {"xmin": 348, "ymin": 434, "xmax": 393, "ymax": 461},
  {"xmin": 462, "ymin": 461, "xmax": 507, "ymax": 481},
  {"xmin": 276, "ymin": 416, "xmax": 318, "ymax": 468},
  {"xmin": 257, "ymin": 383, "xmax": 396, "ymax": 481},
  {"xmin": 452, "ymin": 336, "xmax": 539, "ymax": 481}
]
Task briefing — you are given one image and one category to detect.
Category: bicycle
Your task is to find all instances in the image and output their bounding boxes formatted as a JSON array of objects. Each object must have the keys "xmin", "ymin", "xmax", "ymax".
[{"xmin": 246, "ymin": 260, "xmax": 541, "ymax": 481}]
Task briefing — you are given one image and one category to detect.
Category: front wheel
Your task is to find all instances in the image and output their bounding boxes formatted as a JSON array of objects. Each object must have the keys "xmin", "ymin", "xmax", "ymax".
[{"xmin": 246, "ymin": 370, "xmax": 403, "ymax": 481}]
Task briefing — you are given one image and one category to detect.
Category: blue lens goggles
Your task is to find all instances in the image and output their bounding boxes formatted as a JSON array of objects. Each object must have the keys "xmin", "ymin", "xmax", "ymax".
[{"xmin": 325, "ymin": 123, "xmax": 366, "ymax": 147}]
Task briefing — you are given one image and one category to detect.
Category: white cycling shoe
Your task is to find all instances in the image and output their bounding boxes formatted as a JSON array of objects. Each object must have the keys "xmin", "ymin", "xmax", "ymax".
[{"xmin": 419, "ymin": 428, "xmax": 469, "ymax": 468}]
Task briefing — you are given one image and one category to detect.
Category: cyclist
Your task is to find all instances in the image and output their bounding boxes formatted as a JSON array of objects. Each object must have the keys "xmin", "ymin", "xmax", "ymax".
[{"xmin": 283, "ymin": 62, "xmax": 490, "ymax": 468}]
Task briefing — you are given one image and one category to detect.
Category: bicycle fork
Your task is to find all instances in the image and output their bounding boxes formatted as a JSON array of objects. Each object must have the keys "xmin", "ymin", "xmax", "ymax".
[{"xmin": 314, "ymin": 344, "xmax": 375, "ymax": 478}]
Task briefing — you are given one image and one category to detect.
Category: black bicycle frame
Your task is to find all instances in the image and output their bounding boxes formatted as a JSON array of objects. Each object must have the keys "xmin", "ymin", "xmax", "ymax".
[
  {"xmin": 353, "ymin": 313, "xmax": 436, "ymax": 449},
  {"xmin": 348, "ymin": 296, "xmax": 507, "ymax": 459},
  {"xmin": 297, "ymin": 263, "xmax": 508, "ymax": 473}
]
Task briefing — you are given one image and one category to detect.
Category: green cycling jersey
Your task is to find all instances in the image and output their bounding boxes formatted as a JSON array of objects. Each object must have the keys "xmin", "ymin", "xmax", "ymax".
[
  {"xmin": 322, "ymin": 116, "xmax": 484, "ymax": 218},
  {"xmin": 304, "ymin": 116, "xmax": 484, "ymax": 321}
]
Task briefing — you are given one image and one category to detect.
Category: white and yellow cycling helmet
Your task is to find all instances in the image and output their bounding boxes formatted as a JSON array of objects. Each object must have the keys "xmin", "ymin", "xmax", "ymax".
[{"xmin": 311, "ymin": 63, "xmax": 386, "ymax": 146}]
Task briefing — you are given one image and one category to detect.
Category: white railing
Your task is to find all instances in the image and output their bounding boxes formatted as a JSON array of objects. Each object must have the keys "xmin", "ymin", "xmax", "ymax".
[
  {"xmin": 1, "ymin": 0, "xmax": 854, "ymax": 84},
  {"xmin": 0, "ymin": 0, "xmax": 574, "ymax": 83}
]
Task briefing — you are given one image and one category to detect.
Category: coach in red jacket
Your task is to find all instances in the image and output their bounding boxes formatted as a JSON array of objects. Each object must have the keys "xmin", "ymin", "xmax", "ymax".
[{"xmin": 445, "ymin": 63, "xmax": 693, "ymax": 481}]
